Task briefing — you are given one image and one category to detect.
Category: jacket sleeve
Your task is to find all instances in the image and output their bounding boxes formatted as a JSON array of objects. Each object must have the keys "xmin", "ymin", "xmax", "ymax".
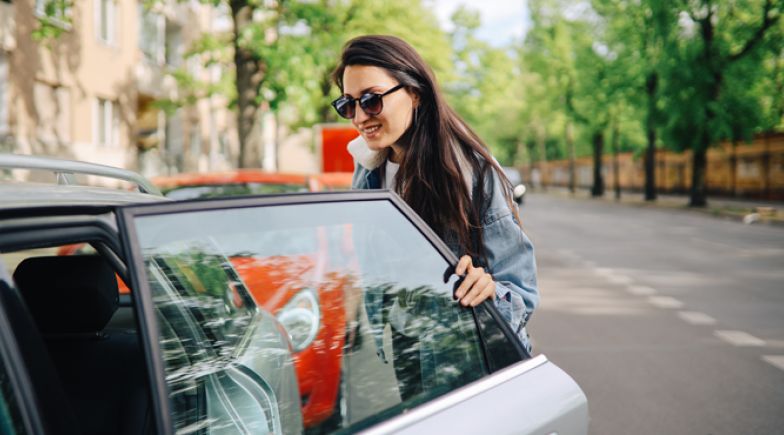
[{"xmin": 480, "ymin": 173, "xmax": 539, "ymax": 335}]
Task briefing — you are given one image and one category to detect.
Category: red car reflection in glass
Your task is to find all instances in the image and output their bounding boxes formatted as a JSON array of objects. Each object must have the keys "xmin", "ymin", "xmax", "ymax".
[{"xmin": 153, "ymin": 170, "xmax": 355, "ymax": 427}]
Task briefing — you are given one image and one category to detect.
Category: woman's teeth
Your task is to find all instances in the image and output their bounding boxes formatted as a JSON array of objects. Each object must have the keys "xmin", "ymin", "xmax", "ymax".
[{"xmin": 364, "ymin": 125, "xmax": 381, "ymax": 134}]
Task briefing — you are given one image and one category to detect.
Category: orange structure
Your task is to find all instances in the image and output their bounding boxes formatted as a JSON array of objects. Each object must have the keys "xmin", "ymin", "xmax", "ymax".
[
  {"xmin": 315, "ymin": 123, "xmax": 359, "ymax": 173},
  {"xmin": 525, "ymin": 133, "xmax": 784, "ymax": 200}
]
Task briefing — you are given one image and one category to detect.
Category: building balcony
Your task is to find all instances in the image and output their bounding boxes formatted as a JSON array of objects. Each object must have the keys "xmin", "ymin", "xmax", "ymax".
[{"xmin": 134, "ymin": 60, "xmax": 177, "ymax": 99}]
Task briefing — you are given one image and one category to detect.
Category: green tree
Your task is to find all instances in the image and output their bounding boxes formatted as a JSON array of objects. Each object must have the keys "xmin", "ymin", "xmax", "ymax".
[
  {"xmin": 447, "ymin": 6, "xmax": 525, "ymax": 164},
  {"xmin": 593, "ymin": 0, "xmax": 679, "ymax": 201},
  {"xmin": 524, "ymin": 1, "xmax": 583, "ymax": 192},
  {"xmin": 665, "ymin": 0, "xmax": 782, "ymax": 206}
]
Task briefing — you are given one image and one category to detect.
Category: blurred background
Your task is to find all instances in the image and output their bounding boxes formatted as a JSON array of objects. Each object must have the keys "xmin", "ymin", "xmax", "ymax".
[{"xmin": 1, "ymin": 0, "xmax": 782, "ymax": 207}]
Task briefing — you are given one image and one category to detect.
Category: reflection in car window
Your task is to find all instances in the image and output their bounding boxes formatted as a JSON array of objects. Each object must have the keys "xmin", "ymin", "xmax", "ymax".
[
  {"xmin": 132, "ymin": 200, "xmax": 487, "ymax": 434},
  {"xmin": 0, "ymin": 355, "xmax": 26, "ymax": 435}
]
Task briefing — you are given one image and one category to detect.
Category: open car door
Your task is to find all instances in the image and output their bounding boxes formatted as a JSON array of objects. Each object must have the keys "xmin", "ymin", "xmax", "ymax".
[{"xmin": 117, "ymin": 191, "xmax": 588, "ymax": 435}]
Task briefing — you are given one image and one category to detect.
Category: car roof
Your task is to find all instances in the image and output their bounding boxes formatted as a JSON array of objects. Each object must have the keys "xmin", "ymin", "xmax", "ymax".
[
  {"xmin": 0, "ymin": 183, "xmax": 164, "ymax": 211},
  {"xmin": 152, "ymin": 170, "xmax": 309, "ymax": 189}
]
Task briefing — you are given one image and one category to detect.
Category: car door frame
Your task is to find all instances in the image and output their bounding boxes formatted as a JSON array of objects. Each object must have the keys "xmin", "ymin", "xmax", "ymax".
[
  {"xmin": 0, "ymin": 212, "xmax": 138, "ymax": 435},
  {"xmin": 0, "ymin": 274, "xmax": 43, "ymax": 435},
  {"xmin": 117, "ymin": 190, "xmax": 531, "ymax": 435}
]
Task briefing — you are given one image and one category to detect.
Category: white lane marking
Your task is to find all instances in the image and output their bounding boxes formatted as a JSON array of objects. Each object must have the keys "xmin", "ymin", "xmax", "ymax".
[
  {"xmin": 762, "ymin": 356, "xmax": 784, "ymax": 371},
  {"xmin": 627, "ymin": 285, "xmax": 657, "ymax": 296},
  {"xmin": 606, "ymin": 274, "xmax": 634, "ymax": 285},
  {"xmin": 594, "ymin": 267, "xmax": 614, "ymax": 277},
  {"xmin": 678, "ymin": 311, "xmax": 717, "ymax": 325},
  {"xmin": 715, "ymin": 330, "xmax": 766, "ymax": 347},
  {"xmin": 592, "ymin": 267, "xmax": 634, "ymax": 285},
  {"xmin": 648, "ymin": 296, "xmax": 684, "ymax": 309}
]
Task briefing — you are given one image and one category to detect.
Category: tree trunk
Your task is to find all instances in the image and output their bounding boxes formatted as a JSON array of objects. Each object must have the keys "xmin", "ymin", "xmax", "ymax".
[
  {"xmin": 320, "ymin": 69, "xmax": 337, "ymax": 122},
  {"xmin": 689, "ymin": 140, "xmax": 708, "ymax": 207},
  {"xmin": 231, "ymin": 0, "xmax": 265, "ymax": 168},
  {"xmin": 644, "ymin": 72, "xmax": 657, "ymax": 201},
  {"xmin": 567, "ymin": 121, "xmax": 575, "ymax": 194},
  {"xmin": 690, "ymin": 69, "xmax": 721, "ymax": 207},
  {"xmin": 536, "ymin": 124, "xmax": 548, "ymax": 191},
  {"xmin": 612, "ymin": 122, "xmax": 621, "ymax": 200},
  {"xmin": 591, "ymin": 130, "xmax": 605, "ymax": 197},
  {"xmin": 730, "ymin": 140, "xmax": 737, "ymax": 196}
]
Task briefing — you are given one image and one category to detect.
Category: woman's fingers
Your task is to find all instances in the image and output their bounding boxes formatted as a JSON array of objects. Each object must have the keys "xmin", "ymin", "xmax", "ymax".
[
  {"xmin": 454, "ymin": 264, "xmax": 482, "ymax": 300},
  {"xmin": 470, "ymin": 280, "xmax": 496, "ymax": 307},
  {"xmin": 455, "ymin": 255, "xmax": 473, "ymax": 277},
  {"xmin": 454, "ymin": 255, "xmax": 496, "ymax": 306},
  {"xmin": 460, "ymin": 272, "xmax": 492, "ymax": 306}
]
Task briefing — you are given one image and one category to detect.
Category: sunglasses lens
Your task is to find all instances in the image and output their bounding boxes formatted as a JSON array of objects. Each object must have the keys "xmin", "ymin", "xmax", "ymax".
[
  {"xmin": 333, "ymin": 98, "xmax": 354, "ymax": 119},
  {"xmin": 360, "ymin": 94, "xmax": 383, "ymax": 116}
]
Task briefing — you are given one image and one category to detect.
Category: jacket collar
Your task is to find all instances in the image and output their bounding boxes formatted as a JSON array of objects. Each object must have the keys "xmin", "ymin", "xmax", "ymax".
[
  {"xmin": 348, "ymin": 134, "xmax": 477, "ymax": 193},
  {"xmin": 347, "ymin": 135, "xmax": 387, "ymax": 170}
]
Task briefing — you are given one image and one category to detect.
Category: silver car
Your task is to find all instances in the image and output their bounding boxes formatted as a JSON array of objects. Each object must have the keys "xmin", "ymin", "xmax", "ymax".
[{"xmin": 0, "ymin": 154, "xmax": 587, "ymax": 434}]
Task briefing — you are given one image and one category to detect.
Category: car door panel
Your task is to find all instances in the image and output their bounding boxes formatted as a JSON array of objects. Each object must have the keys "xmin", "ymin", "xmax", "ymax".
[
  {"xmin": 361, "ymin": 355, "xmax": 588, "ymax": 435},
  {"xmin": 116, "ymin": 191, "xmax": 587, "ymax": 435}
]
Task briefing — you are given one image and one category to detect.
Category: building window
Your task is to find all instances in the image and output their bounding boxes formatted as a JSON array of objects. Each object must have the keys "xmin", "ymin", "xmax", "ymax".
[
  {"xmin": 189, "ymin": 124, "xmax": 201, "ymax": 160},
  {"xmin": 139, "ymin": 7, "xmax": 164, "ymax": 64},
  {"xmin": 34, "ymin": 82, "xmax": 71, "ymax": 144},
  {"xmin": 165, "ymin": 21, "xmax": 182, "ymax": 67},
  {"xmin": 95, "ymin": 0, "xmax": 116, "ymax": 44},
  {"xmin": 35, "ymin": 0, "xmax": 72, "ymax": 28},
  {"xmin": 165, "ymin": 110, "xmax": 184, "ymax": 172},
  {"xmin": 95, "ymin": 98, "xmax": 119, "ymax": 147},
  {"xmin": 0, "ymin": 53, "xmax": 8, "ymax": 135}
]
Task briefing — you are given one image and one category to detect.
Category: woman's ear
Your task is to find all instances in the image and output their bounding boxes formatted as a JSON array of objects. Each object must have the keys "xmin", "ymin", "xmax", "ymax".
[{"xmin": 408, "ymin": 89, "xmax": 420, "ymax": 108}]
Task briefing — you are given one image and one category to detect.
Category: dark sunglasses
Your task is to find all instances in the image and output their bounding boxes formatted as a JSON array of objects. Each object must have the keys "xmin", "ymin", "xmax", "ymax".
[{"xmin": 331, "ymin": 84, "xmax": 404, "ymax": 119}]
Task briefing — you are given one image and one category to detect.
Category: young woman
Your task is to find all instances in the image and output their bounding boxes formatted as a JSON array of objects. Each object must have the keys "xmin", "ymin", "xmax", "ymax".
[{"xmin": 331, "ymin": 35, "xmax": 538, "ymax": 354}]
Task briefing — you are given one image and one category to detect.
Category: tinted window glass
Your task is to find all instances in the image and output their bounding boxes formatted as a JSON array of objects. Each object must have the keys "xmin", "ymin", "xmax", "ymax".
[
  {"xmin": 0, "ymin": 355, "xmax": 26, "ymax": 435},
  {"xmin": 130, "ymin": 199, "xmax": 488, "ymax": 434}
]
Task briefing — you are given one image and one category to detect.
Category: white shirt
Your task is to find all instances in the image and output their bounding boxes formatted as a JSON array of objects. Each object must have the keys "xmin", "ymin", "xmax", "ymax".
[{"xmin": 382, "ymin": 159, "xmax": 400, "ymax": 191}]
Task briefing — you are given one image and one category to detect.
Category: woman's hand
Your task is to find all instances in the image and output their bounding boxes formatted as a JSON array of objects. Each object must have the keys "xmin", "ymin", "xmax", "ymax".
[{"xmin": 454, "ymin": 255, "xmax": 496, "ymax": 307}]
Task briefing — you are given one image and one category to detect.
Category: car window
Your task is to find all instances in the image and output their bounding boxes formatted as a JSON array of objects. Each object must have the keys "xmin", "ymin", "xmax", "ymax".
[
  {"xmin": 0, "ymin": 354, "xmax": 27, "ymax": 435},
  {"xmin": 163, "ymin": 183, "xmax": 308, "ymax": 200},
  {"xmin": 128, "ymin": 199, "xmax": 489, "ymax": 434}
]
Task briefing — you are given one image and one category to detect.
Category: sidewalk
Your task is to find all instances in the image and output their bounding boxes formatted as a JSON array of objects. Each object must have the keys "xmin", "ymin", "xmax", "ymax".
[{"xmin": 535, "ymin": 187, "xmax": 784, "ymax": 227}]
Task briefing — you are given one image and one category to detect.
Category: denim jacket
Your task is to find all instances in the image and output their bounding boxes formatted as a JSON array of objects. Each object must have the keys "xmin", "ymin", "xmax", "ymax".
[{"xmin": 348, "ymin": 137, "xmax": 538, "ymax": 353}]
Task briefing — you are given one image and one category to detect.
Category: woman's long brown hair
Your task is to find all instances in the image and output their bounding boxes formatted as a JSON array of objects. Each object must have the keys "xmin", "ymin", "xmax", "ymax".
[{"xmin": 333, "ymin": 35, "xmax": 519, "ymax": 264}]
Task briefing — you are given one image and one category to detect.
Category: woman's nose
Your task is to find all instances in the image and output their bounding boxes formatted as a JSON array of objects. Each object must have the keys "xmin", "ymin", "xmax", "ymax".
[{"xmin": 353, "ymin": 105, "xmax": 370, "ymax": 123}]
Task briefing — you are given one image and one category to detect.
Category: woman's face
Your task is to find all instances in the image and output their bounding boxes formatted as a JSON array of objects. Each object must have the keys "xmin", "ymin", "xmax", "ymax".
[{"xmin": 342, "ymin": 65, "xmax": 417, "ymax": 152}]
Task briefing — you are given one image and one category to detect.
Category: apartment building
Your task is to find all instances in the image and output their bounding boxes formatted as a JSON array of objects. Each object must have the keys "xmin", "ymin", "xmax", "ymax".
[{"xmin": 0, "ymin": 0, "xmax": 240, "ymax": 180}]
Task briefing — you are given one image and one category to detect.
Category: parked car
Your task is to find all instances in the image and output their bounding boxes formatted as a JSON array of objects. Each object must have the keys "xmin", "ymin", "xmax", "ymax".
[
  {"xmin": 503, "ymin": 166, "xmax": 528, "ymax": 205},
  {"xmin": 152, "ymin": 170, "xmax": 354, "ymax": 201},
  {"xmin": 0, "ymin": 155, "xmax": 588, "ymax": 434},
  {"xmin": 151, "ymin": 169, "xmax": 355, "ymax": 428},
  {"xmin": 0, "ymin": 154, "xmax": 303, "ymax": 435}
]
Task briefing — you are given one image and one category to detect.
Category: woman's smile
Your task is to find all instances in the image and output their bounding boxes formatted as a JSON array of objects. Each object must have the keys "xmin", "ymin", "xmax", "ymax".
[{"xmin": 361, "ymin": 123, "xmax": 383, "ymax": 139}]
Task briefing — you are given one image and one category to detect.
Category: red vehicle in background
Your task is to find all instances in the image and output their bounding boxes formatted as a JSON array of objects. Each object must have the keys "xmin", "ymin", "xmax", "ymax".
[{"xmin": 151, "ymin": 170, "xmax": 354, "ymax": 199}]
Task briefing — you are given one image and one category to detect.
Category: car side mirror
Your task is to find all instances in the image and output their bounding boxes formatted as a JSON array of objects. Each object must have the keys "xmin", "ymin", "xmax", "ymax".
[{"xmin": 513, "ymin": 184, "xmax": 527, "ymax": 205}]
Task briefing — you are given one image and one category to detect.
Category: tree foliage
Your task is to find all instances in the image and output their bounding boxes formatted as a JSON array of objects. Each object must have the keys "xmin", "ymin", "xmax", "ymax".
[
  {"xmin": 35, "ymin": 0, "xmax": 780, "ymax": 185},
  {"xmin": 519, "ymin": 0, "xmax": 782, "ymax": 205}
]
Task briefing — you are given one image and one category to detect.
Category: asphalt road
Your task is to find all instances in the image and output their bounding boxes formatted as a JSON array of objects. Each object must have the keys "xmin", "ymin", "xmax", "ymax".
[{"xmin": 523, "ymin": 193, "xmax": 784, "ymax": 435}]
